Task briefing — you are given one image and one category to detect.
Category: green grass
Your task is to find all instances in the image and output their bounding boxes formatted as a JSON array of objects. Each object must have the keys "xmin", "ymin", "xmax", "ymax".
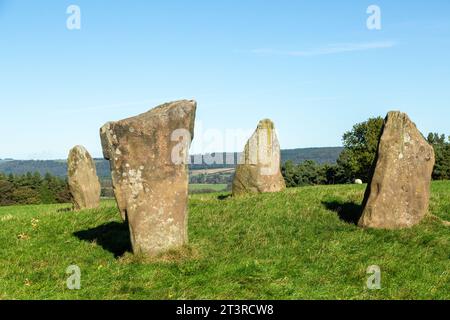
[
  {"xmin": 189, "ymin": 184, "xmax": 228, "ymax": 192},
  {"xmin": 0, "ymin": 182, "xmax": 449, "ymax": 300}
]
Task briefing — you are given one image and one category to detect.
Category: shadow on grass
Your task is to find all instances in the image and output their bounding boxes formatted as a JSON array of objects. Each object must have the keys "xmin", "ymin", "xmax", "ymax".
[
  {"xmin": 74, "ymin": 222, "xmax": 132, "ymax": 258},
  {"xmin": 322, "ymin": 200, "xmax": 363, "ymax": 225},
  {"xmin": 217, "ymin": 194, "xmax": 232, "ymax": 201}
]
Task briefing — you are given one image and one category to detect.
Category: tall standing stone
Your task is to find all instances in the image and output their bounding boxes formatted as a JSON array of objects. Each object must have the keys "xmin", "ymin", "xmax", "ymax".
[
  {"xmin": 232, "ymin": 119, "xmax": 286, "ymax": 196},
  {"xmin": 67, "ymin": 145, "xmax": 101, "ymax": 210},
  {"xmin": 359, "ymin": 111, "xmax": 435, "ymax": 229},
  {"xmin": 100, "ymin": 100, "xmax": 196, "ymax": 256}
]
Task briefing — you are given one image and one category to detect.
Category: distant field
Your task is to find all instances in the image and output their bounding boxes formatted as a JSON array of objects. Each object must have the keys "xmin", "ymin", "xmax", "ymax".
[
  {"xmin": 0, "ymin": 181, "xmax": 449, "ymax": 299},
  {"xmin": 190, "ymin": 168, "xmax": 235, "ymax": 176},
  {"xmin": 189, "ymin": 184, "xmax": 228, "ymax": 192}
]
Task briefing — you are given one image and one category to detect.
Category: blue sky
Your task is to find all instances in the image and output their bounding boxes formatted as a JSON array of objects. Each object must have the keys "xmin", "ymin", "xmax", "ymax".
[{"xmin": 1, "ymin": 0, "xmax": 449, "ymax": 159}]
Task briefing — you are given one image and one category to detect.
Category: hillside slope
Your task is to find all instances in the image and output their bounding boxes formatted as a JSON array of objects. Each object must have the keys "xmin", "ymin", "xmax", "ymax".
[
  {"xmin": 0, "ymin": 147, "xmax": 343, "ymax": 178},
  {"xmin": 0, "ymin": 182, "xmax": 448, "ymax": 299}
]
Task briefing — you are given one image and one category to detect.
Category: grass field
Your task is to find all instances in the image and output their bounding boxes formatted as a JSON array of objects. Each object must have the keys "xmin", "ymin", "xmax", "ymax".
[
  {"xmin": 189, "ymin": 184, "xmax": 228, "ymax": 192},
  {"xmin": 0, "ymin": 182, "xmax": 449, "ymax": 300}
]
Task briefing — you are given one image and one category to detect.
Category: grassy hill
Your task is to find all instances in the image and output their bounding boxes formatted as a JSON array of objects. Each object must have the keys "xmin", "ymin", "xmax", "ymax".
[
  {"xmin": 0, "ymin": 147, "xmax": 343, "ymax": 178},
  {"xmin": 0, "ymin": 182, "xmax": 448, "ymax": 300}
]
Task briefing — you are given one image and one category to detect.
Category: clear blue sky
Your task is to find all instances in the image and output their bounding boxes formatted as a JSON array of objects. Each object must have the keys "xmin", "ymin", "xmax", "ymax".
[{"xmin": 1, "ymin": 0, "xmax": 449, "ymax": 159}]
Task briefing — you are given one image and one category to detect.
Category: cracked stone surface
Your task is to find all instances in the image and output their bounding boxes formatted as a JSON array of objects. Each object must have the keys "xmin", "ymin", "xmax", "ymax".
[
  {"xmin": 359, "ymin": 111, "xmax": 435, "ymax": 229},
  {"xmin": 100, "ymin": 100, "xmax": 196, "ymax": 256}
]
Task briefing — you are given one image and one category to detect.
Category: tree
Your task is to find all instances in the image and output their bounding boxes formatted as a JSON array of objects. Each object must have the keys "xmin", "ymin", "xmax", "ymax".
[
  {"xmin": 427, "ymin": 133, "xmax": 450, "ymax": 180},
  {"xmin": 281, "ymin": 160, "xmax": 337, "ymax": 187},
  {"xmin": 336, "ymin": 117, "xmax": 384, "ymax": 183},
  {"xmin": 281, "ymin": 160, "xmax": 296, "ymax": 187},
  {"xmin": 0, "ymin": 179, "xmax": 15, "ymax": 206}
]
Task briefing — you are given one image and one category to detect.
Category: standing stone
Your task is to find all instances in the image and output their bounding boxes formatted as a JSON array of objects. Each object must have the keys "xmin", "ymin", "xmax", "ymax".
[
  {"xmin": 100, "ymin": 100, "xmax": 196, "ymax": 256},
  {"xmin": 232, "ymin": 119, "xmax": 286, "ymax": 196},
  {"xmin": 359, "ymin": 111, "xmax": 435, "ymax": 229},
  {"xmin": 67, "ymin": 145, "xmax": 101, "ymax": 210}
]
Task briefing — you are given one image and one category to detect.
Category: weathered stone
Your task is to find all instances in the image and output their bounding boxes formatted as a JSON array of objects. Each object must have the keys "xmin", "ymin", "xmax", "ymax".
[
  {"xmin": 232, "ymin": 119, "xmax": 286, "ymax": 196},
  {"xmin": 100, "ymin": 100, "xmax": 196, "ymax": 256},
  {"xmin": 67, "ymin": 145, "xmax": 101, "ymax": 210},
  {"xmin": 359, "ymin": 111, "xmax": 435, "ymax": 229}
]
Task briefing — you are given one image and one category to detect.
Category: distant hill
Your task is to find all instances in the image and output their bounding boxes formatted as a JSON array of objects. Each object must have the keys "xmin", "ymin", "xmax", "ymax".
[
  {"xmin": 281, "ymin": 147, "xmax": 344, "ymax": 164},
  {"xmin": 0, "ymin": 159, "xmax": 112, "ymax": 178},
  {"xmin": 0, "ymin": 147, "xmax": 343, "ymax": 178}
]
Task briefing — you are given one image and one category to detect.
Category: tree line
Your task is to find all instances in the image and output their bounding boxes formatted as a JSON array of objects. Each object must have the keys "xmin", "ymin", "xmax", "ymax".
[
  {"xmin": 0, "ymin": 172, "xmax": 71, "ymax": 206},
  {"xmin": 282, "ymin": 117, "xmax": 450, "ymax": 187}
]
